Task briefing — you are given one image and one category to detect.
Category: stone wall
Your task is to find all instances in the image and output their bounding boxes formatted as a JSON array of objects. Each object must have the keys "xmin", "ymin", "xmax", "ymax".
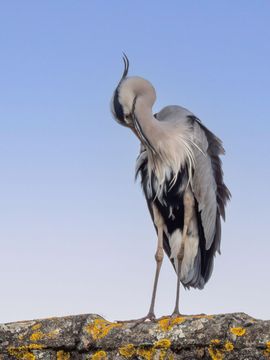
[{"xmin": 0, "ymin": 313, "xmax": 269, "ymax": 359}]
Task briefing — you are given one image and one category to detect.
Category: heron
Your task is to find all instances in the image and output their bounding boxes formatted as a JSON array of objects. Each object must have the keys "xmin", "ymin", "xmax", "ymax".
[{"xmin": 111, "ymin": 55, "xmax": 231, "ymax": 322}]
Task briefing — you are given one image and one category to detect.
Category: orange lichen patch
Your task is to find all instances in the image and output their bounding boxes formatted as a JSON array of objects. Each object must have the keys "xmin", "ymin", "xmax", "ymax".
[
  {"xmin": 56, "ymin": 350, "xmax": 70, "ymax": 360},
  {"xmin": 91, "ymin": 350, "xmax": 107, "ymax": 360},
  {"xmin": 154, "ymin": 338, "xmax": 171, "ymax": 349},
  {"xmin": 230, "ymin": 327, "xmax": 246, "ymax": 336},
  {"xmin": 85, "ymin": 318, "xmax": 122, "ymax": 340},
  {"xmin": 119, "ymin": 344, "xmax": 136, "ymax": 358},
  {"xmin": 224, "ymin": 341, "xmax": 234, "ymax": 351},
  {"xmin": 158, "ymin": 316, "xmax": 186, "ymax": 331},
  {"xmin": 8, "ymin": 344, "xmax": 44, "ymax": 360}
]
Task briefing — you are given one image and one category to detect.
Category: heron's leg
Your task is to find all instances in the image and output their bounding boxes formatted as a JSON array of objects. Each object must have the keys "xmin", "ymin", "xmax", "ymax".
[
  {"xmin": 146, "ymin": 205, "xmax": 164, "ymax": 318},
  {"xmin": 125, "ymin": 205, "xmax": 164, "ymax": 325},
  {"xmin": 172, "ymin": 190, "xmax": 194, "ymax": 317}
]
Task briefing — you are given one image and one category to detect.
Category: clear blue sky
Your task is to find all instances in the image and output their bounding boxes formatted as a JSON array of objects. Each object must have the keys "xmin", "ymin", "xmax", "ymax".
[{"xmin": 0, "ymin": 1, "xmax": 269, "ymax": 323}]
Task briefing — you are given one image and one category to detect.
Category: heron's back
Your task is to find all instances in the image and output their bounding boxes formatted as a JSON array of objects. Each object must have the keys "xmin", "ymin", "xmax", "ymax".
[{"xmin": 155, "ymin": 105, "xmax": 194, "ymax": 122}]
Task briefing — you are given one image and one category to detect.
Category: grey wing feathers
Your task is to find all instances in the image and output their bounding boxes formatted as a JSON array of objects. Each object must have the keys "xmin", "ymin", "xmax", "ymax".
[
  {"xmin": 190, "ymin": 116, "xmax": 231, "ymax": 252},
  {"xmin": 197, "ymin": 121, "xmax": 231, "ymax": 221}
]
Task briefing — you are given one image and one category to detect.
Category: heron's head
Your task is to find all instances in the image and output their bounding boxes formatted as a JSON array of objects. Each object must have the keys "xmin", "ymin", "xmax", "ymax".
[{"xmin": 111, "ymin": 55, "xmax": 156, "ymax": 128}]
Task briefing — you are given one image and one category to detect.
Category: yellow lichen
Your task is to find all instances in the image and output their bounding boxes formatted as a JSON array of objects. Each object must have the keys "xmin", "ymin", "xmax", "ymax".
[
  {"xmin": 154, "ymin": 338, "xmax": 171, "ymax": 349},
  {"xmin": 31, "ymin": 324, "xmax": 42, "ymax": 331},
  {"xmin": 30, "ymin": 329, "xmax": 59, "ymax": 342},
  {"xmin": 208, "ymin": 339, "xmax": 224, "ymax": 360},
  {"xmin": 10, "ymin": 353, "xmax": 34, "ymax": 360},
  {"xmin": 208, "ymin": 347, "xmax": 224, "ymax": 360},
  {"xmin": 188, "ymin": 314, "xmax": 214, "ymax": 320},
  {"xmin": 157, "ymin": 314, "xmax": 213, "ymax": 332},
  {"xmin": 91, "ymin": 350, "xmax": 107, "ymax": 360},
  {"xmin": 153, "ymin": 339, "xmax": 172, "ymax": 360},
  {"xmin": 137, "ymin": 342, "xmax": 171, "ymax": 360},
  {"xmin": 230, "ymin": 327, "xmax": 246, "ymax": 336},
  {"xmin": 136, "ymin": 348, "xmax": 153, "ymax": 360},
  {"xmin": 8, "ymin": 344, "xmax": 44, "ymax": 360},
  {"xmin": 56, "ymin": 350, "xmax": 70, "ymax": 360},
  {"xmin": 30, "ymin": 331, "xmax": 43, "ymax": 341},
  {"xmin": 119, "ymin": 344, "xmax": 136, "ymax": 358},
  {"xmin": 119, "ymin": 341, "xmax": 171, "ymax": 359},
  {"xmin": 224, "ymin": 341, "xmax": 234, "ymax": 351},
  {"xmin": 48, "ymin": 329, "xmax": 59, "ymax": 337},
  {"xmin": 211, "ymin": 339, "xmax": 221, "ymax": 345},
  {"xmin": 85, "ymin": 318, "xmax": 122, "ymax": 340},
  {"xmin": 158, "ymin": 316, "xmax": 186, "ymax": 331},
  {"xmin": 264, "ymin": 341, "xmax": 270, "ymax": 356},
  {"xmin": 208, "ymin": 339, "xmax": 235, "ymax": 359}
]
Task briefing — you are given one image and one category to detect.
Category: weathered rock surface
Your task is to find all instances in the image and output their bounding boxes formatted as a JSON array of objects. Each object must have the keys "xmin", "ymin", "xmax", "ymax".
[{"xmin": 0, "ymin": 313, "xmax": 269, "ymax": 359}]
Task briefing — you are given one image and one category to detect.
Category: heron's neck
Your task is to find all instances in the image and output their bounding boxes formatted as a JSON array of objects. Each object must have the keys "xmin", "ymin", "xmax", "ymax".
[
  {"xmin": 134, "ymin": 97, "xmax": 192, "ymax": 184},
  {"xmin": 134, "ymin": 97, "xmax": 163, "ymax": 148}
]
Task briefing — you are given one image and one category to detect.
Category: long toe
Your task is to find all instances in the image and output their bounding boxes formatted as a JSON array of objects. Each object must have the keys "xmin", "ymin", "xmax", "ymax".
[
  {"xmin": 116, "ymin": 313, "xmax": 156, "ymax": 324},
  {"xmin": 128, "ymin": 313, "xmax": 156, "ymax": 328}
]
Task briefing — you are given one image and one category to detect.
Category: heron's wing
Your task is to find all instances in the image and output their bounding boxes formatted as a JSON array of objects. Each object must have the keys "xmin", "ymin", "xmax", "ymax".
[{"xmin": 190, "ymin": 116, "xmax": 231, "ymax": 252}]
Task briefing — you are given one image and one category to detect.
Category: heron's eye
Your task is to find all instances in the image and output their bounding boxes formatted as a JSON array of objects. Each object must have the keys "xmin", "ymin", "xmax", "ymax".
[{"xmin": 125, "ymin": 113, "xmax": 132, "ymax": 124}]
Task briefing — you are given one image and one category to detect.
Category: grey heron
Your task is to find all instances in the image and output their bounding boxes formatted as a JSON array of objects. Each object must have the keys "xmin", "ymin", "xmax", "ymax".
[{"xmin": 111, "ymin": 55, "xmax": 231, "ymax": 321}]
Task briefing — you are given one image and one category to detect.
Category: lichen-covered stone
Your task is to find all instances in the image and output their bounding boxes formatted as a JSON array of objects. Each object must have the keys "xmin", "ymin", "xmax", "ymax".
[{"xmin": 0, "ymin": 313, "xmax": 269, "ymax": 359}]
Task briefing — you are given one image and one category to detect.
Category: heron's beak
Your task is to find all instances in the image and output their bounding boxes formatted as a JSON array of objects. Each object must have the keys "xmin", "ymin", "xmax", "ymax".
[{"xmin": 132, "ymin": 113, "xmax": 157, "ymax": 154}]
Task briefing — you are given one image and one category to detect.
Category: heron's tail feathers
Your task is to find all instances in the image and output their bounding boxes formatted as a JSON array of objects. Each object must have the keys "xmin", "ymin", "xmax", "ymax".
[{"xmin": 169, "ymin": 229, "xmax": 205, "ymax": 289}]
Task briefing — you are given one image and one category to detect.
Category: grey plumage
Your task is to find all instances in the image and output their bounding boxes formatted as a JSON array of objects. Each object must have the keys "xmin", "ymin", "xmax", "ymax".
[
  {"xmin": 135, "ymin": 106, "xmax": 230, "ymax": 288},
  {"xmin": 111, "ymin": 57, "xmax": 231, "ymax": 319}
]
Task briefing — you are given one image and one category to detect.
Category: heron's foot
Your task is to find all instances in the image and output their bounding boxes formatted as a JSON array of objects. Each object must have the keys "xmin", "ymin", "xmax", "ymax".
[
  {"xmin": 170, "ymin": 309, "xmax": 184, "ymax": 318},
  {"xmin": 118, "ymin": 312, "xmax": 156, "ymax": 327},
  {"xmin": 130, "ymin": 313, "xmax": 156, "ymax": 328},
  {"xmin": 153, "ymin": 314, "xmax": 182, "ymax": 321}
]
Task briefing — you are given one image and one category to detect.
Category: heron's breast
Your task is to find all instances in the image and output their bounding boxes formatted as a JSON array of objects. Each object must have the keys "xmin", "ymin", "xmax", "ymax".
[{"xmin": 144, "ymin": 163, "xmax": 189, "ymax": 235}]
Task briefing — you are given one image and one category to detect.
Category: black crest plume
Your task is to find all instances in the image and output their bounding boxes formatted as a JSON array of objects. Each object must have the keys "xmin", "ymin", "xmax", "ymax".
[
  {"xmin": 121, "ymin": 53, "xmax": 129, "ymax": 81},
  {"xmin": 112, "ymin": 54, "xmax": 130, "ymax": 125}
]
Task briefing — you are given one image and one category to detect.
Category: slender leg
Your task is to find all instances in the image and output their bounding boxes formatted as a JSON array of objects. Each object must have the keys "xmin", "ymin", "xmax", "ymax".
[
  {"xmin": 125, "ymin": 205, "xmax": 164, "ymax": 325},
  {"xmin": 146, "ymin": 220, "xmax": 164, "ymax": 318},
  {"xmin": 139, "ymin": 205, "xmax": 164, "ymax": 321},
  {"xmin": 172, "ymin": 271, "xmax": 181, "ymax": 316},
  {"xmin": 172, "ymin": 190, "xmax": 194, "ymax": 317}
]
